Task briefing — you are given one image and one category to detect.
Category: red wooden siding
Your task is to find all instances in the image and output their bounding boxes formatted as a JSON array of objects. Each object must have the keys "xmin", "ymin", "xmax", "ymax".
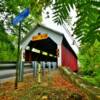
[
  {"xmin": 61, "ymin": 44, "xmax": 78, "ymax": 72},
  {"xmin": 25, "ymin": 50, "xmax": 32, "ymax": 61}
]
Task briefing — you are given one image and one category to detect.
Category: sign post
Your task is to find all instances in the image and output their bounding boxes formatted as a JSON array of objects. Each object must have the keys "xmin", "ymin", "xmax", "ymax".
[
  {"xmin": 12, "ymin": 8, "xmax": 30, "ymax": 89},
  {"xmin": 15, "ymin": 22, "xmax": 21, "ymax": 89}
]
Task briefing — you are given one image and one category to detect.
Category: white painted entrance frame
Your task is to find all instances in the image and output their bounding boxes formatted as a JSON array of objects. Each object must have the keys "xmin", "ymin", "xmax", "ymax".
[{"xmin": 21, "ymin": 25, "xmax": 63, "ymax": 66}]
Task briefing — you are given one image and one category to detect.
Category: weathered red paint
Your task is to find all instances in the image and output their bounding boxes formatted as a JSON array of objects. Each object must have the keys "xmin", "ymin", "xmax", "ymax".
[
  {"xmin": 25, "ymin": 50, "xmax": 32, "ymax": 61},
  {"xmin": 62, "ymin": 44, "xmax": 78, "ymax": 72}
]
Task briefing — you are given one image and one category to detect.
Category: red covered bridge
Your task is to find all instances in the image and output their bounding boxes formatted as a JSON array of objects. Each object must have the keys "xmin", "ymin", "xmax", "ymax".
[{"xmin": 20, "ymin": 24, "xmax": 78, "ymax": 72}]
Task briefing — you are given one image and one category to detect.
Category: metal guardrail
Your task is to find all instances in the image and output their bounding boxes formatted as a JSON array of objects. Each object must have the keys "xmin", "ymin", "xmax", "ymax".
[
  {"xmin": 0, "ymin": 62, "xmax": 32, "ymax": 69},
  {"xmin": 0, "ymin": 61, "xmax": 57, "ymax": 69},
  {"xmin": 0, "ymin": 69, "xmax": 33, "ymax": 84}
]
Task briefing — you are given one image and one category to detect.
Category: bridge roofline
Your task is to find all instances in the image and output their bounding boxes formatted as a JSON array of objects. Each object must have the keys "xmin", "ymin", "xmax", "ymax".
[{"xmin": 21, "ymin": 24, "xmax": 77, "ymax": 58}]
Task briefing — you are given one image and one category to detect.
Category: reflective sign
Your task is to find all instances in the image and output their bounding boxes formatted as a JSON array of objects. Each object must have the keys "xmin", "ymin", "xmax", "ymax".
[{"xmin": 32, "ymin": 34, "xmax": 48, "ymax": 41}]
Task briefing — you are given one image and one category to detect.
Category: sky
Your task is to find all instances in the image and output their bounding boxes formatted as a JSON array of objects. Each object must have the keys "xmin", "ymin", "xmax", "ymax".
[{"xmin": 42, "ymin": 7, "xmax": 79, "ymax": 54}]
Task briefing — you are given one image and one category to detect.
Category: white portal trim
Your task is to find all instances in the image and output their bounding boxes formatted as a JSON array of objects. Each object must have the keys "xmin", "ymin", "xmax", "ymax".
[
  {"xmin": 57, "ymin": 44, "xmax": 62, "ymax": 66},
  {"xmin": 21, "ymin": 26, "xmax": 63, "ymax": 50}
]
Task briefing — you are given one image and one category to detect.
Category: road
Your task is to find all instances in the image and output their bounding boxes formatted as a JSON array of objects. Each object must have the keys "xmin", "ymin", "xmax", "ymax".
[{"xmin": 0, "ymin": 67, "xmax": 33, "ymax": 83}]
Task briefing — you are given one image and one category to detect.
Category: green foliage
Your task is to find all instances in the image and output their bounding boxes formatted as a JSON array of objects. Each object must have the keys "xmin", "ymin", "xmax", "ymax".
[
  {"xmin": 79, "ymin": 41, "xmax": 100, "ymax": 75},
  {"xmin": 0, "ymin": 32, "xmax": 17, "ymax": 61},
  {"xmin": 0, "ymin": 49, "xmax": 17, "ymax": 61},
  {"xmin": 83, "ymin": 76, "xmax": 100, "ymax": 87},
  {"xmin": 78, "ymin": 41, "xmax": 100, "ymax": 87},
  {"xmin": 52, "ymin": 0, "xmax": 100, "ymax": 45}
]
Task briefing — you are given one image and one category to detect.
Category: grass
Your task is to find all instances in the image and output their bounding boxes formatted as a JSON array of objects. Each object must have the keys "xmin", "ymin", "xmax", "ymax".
[
  {"xmin": 10, "ymin": 84, "xmax": 82, "ymax": 100},
  {"xmin": 82, "ymin": 76, "xmax": 100, "ymax": 87}
]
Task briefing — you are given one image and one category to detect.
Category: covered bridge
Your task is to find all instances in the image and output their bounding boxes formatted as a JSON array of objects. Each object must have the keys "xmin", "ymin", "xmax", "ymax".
[{"xmin": 21, "ymin": 24, "xmax": 78, "ymax": 72}]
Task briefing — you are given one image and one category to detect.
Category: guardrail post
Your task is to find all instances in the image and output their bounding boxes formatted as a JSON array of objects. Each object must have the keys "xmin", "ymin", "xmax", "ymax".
[
  {"xmin": 37, "ymin": 62, "xmax": 42, "ymax": 83},
  {"xmin": 32, "ymin": 61, "xmax": 37, "ymax": 77},
  {"xmin": 41, "ymin": 61, "xmax": 45, "ymax": 76},
  {"xmin": 32, "ymin": 61, "xmax": 35, "ymax": 77},
  {"xmin": 52, "ymin": 62, "xmax": 56, "ymax": 70},
  {"xmin": 47, "ymin": 62, "xmax": 51, "ymax": 72},
  {"xmin": 18, "ymin": 61, "xmax": 24, "ymax": 82}
]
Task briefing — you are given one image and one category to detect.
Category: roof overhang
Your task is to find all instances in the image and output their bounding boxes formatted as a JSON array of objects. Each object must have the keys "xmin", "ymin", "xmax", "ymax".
[{"xmin": 21, "ymin": 24, "xmax": 77, "ymax": 57}]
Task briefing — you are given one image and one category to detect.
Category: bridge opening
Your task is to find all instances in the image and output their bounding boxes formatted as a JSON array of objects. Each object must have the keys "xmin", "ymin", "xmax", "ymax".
[{"xmin": 24, "ymin": 36, "xmax": 57, "ymax": 64}]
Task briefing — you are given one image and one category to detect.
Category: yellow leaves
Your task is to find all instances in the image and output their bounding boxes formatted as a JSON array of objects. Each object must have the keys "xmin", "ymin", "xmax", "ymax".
[{"xmin": 41, "ymin": 96, "xmax": 48, "ymax": 100}]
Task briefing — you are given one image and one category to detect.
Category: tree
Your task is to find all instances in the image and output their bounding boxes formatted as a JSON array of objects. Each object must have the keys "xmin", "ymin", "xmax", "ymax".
[
  {"xmin": 0, "ymin": 23, "xmax": 16, "ymax": 61},
  {"xmin": 78, "ymin": 41, "xmax": 100, "ymax": 87},
  {"xmin": 0, "ymin": 0, "xmax": 52, "ymax": 35},
  {"xmin": 78, "ymin": 41, "xmax": 100, "ymax": 76},
  {"xmin": 52, "ymin": 0, "xmax": 100, "ymax": 45}
]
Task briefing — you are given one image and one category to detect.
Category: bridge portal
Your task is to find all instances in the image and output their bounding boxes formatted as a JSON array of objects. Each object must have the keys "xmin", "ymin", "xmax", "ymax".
[{"xmin": 21, "ymin": 24, "xmax": 78, "ymax": 72}]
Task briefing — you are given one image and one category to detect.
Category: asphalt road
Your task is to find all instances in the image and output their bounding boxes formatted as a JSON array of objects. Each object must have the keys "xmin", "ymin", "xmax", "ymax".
[{"xmin": 0, "ymin": 67, "xmax": 33, "ymax": 83}]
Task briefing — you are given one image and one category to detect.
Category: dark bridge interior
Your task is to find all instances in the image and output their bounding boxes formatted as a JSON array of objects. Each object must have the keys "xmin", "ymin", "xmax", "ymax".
[{"xmin": 25, "ymin": 37, "xmax": 57, "ymax": 62}]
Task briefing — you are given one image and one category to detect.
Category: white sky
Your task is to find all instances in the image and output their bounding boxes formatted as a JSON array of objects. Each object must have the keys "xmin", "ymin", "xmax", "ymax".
[{"xmin": 42, "ymin": 7, "xmax": 79, "ymax": 54}]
